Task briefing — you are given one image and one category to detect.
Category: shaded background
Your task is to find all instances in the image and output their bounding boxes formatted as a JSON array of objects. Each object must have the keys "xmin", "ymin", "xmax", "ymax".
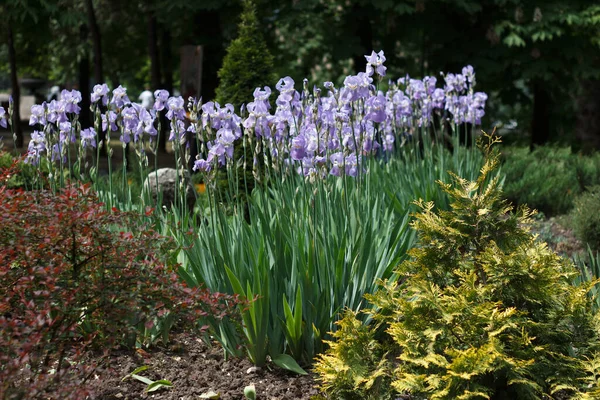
[{"xmin": 1, "ymin": 0, "xmax": 599, "ymax": 149}]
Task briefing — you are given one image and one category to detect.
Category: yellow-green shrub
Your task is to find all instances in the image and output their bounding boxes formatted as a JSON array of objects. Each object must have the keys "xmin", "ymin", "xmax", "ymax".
[{"xmin": 315, "ymin": 134, "xmax": 600, "ymax": 400}]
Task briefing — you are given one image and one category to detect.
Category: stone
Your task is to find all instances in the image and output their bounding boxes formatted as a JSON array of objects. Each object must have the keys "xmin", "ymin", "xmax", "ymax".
[{"xmin": 143, "ymin": 168, "xmax": 196, "ymax": 211}]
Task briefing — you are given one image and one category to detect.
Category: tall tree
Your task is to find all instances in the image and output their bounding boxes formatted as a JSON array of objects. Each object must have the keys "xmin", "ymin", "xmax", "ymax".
[
  {"xmin": 0, "ymin": 1, "xmax": 56, "ymax": 148},
  {"xmin": 6, "ymin": 24, "xmax": 22, "ymax": 148},
  {"xmin": 147, "ymin": 13, "xmax": 161, "ymax": 90},
  {"xmin": 84, "ymin": 0, "xmax": 103, "ymax": 84}
]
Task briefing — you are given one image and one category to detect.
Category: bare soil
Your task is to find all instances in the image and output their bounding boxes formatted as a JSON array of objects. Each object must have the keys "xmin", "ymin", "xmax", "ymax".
[{"xmin": 89, "ymin": 332, "xmax": 322, "ymax": 400}]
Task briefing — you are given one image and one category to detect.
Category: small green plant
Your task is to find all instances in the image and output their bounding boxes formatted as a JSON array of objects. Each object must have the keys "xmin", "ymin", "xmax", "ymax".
[
  {"xmin": 572, "ymin": 186, "xmax": 600, "ymax": 252},
  {"xmin": 122, "ymin": 365, "xmax": 173, "ymax": 393},
  {"xmin": 315, "ymin": 134, "xmax": 600, "ymax": 399},
  {"xmin": 244, "ymin": 384, "xmax": 256, "ymax": 400}
]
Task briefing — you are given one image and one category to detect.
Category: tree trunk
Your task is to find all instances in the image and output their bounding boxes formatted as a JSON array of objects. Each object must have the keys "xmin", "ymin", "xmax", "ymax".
[
  {"xmin": 147, "ymin": 13, "xmax": 161, "ymax": 90},
  {"xmin": 191, "ymin": 10, "xmax": 221, "ymax": 101},
  {"xmin": 84, "ymin": 0, "xmax": 103, "ymax": 84},
  {"xmin": 161, "ymin": 28, "xmax": 173, "ymax": 94},
  {"xmin": 350, "ymin": 5, "xmax": 373, "ymax": 74},
  {"xmin": 530, "ymin": 80, "xmax": 551, "ymax": 149},
  {"xmin": 575, "ymin": 79, "xmax": 600, "ymax": 151},
  {"xmin": 159, "ymin": 27, "xmax": 173, "ymax": 153},
  {"xmin": 78, "ymin": 25, "xmax": 91, "ymax": 129},
  {"xmin": 7, "ymin": 25, "xmax": 22, "ymax": 148}
]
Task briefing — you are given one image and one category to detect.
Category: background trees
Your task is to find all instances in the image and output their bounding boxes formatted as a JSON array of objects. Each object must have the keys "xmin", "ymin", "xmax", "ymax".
[{"xmin": 0, "ymin": 0, "xmax": 599, "ymax": 148}]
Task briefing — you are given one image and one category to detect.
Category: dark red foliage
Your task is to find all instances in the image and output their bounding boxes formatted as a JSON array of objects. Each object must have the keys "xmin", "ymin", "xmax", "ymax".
[{"xmin": 0, "ymin": 155, "xmax": 242, "ymax": 399}]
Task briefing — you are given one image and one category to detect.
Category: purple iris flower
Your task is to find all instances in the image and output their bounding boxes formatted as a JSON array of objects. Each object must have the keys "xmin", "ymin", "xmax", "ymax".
[
  {"xmin": 153, "ymin": 89, "xmax": 170, "ymax": 111},
  {"xmin": 323, "ymin": 81, "xmax": 336, "ymax": 93},
  {"xmin": 253, "ymin": 86, "xmax": 272, "ymax": 103},
  {"xmin": 111, "ymin": 85, "xmax": 131, "ymax": 108},
  {"xmin": 91, "ymin": 84, "xmax": 109, "ymax": 106},
  {"xmin": 329, "ymin": 152, "xmax": 345, "ymax": 176},
  {"xmin": 51, "ymin": 142, "xmax": 67, "ymax": 163},
  {"xmin": 102, "ymin": 111, "xmax": 118, "ymax": 132},
  {"xmin": 462, "ymin": 65, "xmax": 475, "ymax": 86},
  {"xmin": 168, "ymin": 119, "xmax": 186, "ymax": 142},
  {"xmin": 201, "ymin": 101, "xmax": 218, "ymax": 129},
  {"xmin": 193, "ymin": 158, "xmax": 212, "ymax": 172},
  {"xmin": 80, "ymin": 127, "xmax": 97, "ymax": 148},
  {"xmin": 122, "ymin": 106, "xmax": 139, "ymax": 131},
  {"xmin": 342, "ymin": 72, "xmax": 372, "ymax": 102},
  {"xmin": 431, "ymin": 88, "xmax": 445, "ymax": 109},
  {"xmin": 138, "ymin": 107, "xmax": 157, "ymax": 136},
  {"xmin": 365, "ymin": 94, "xmax": 386, "ymax": 123},
  {"xmin": 276, "ymin": 77, "xmax": 297, "ymax": 103},
  {"xmin": 343, "ymin": 75, "xmax": 362, "ymax": 101},
  {"xmin": 29, "ymin": 104, "xmax": 47, "ymax": 126},
  {"xmin": 383, "ymin": 133, "xmax": 395, "ymax": 152},
  {"xmin": 365, "ymin": 50, "xmax": 387, "ymax": 77},
  {"xmin": 345, "ymin": 153, "xmax": 359, "ymax": 177},
  {"xmin": 61, "ymin": 90, "xmax": 82, "ymax": 114},
  {"xmin": 46, "ymin": 100, "xmax": 68, "ymax": 124},
  {"xmin": 58, "ymin": 121, "xmax": 75, "ymax": 144},
  {"xmin": 166, "ymin": 96, "xmax": 185, "ymax": 121},
  {"xmin": 0, "ymin": 106, "xmax": 6, "ymax": 128},
  {"xmin": 290, "ymin": 134, "xmax": 307, "ymax": 161},
  {"xmin": 26, "ymin": 130, "xmax": 46, "ymax": 165},
  {"xmin": 215, "ymin": 127, "xmax": 236, "ymax": 159}
]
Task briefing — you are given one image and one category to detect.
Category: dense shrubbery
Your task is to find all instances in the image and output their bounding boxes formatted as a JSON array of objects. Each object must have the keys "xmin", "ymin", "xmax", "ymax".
[
  {"xmin": 572, "ymin": 186, "xmax": 600, "ymax": 252},
  {"xmin": 501, "ymin": 146, "xmax": 600, "ymax": 215},
  {"xmin": 315, "ymin": 135, "xmax": 600, "ymax": 399},
  {"xmin": 0, "ymin": 156, "xmax": 241, "ymax": 399}
]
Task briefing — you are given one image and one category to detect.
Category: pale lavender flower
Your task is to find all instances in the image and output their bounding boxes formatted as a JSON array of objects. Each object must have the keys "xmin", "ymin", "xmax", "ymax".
[
  {"xmin": 58, "ymin": 121, "xmax": 75, "ymax": 144},
  {"xmin": 193, "ymin": 158, "xmax": 212, "ymax": 172},
  {"xmin": 431, "ymin": 88, "xmax": 445, "ymax": 109},
  {"xmin": 102, "ymin": 111, "xmax": 118, "ymax": 132},
  {"xmin": 46, "ymin": 100, "xmax": 68, "ymax": 124},
  {"xmin": 25, "ymin": 130, "xmax": 46, "ymax": 165},
  {"xmin": 138, "ymin": 107, "xmax": 157, "ymax": 136},
  {"xmin": 61, "ymin": 89, "xmax": 82, "ymax": 114},
  {"xmin": 329, "ymin": 152, "xmax": 344, "ymax": 176},
  {"xmin": 290, "ymin": 133, "xmax": 307, "ymax": 161},
  {"xmin": 121, "ymin": 106, "xmax": 139, "ymax": 132},
  {"xmin": 80, "ymin": 127, "xmax": 97, "ymax": 148},
  {"xmin": 341, "ymin": 72, "xmax": 372, "ymax": 102},
  {"xmin": 168, "ymin": 119, "xmax": 186, "ymax": 141},
  {"xmin": 91, "ymin": 84, "xmax": 109, "ymax": 106},
  {"xmin": 111, "ymin": 85, "xmax": 131, "ymax": 108},
  {"xmin": 51, "ymin": 142, "xmax": 66, "ymax": 163},
  {"xmin": 166, "ymin": 96, "xmax": 185, "ymax": 121},
  {"xmin": 276, "ymin": 77, "xmax": 296, "ymax": 103},
  {"xmin": 365, "ymin": 94, "xmax": 386, "ymax": 123},
  {"xmin": 365, "ymin": 50, "xmax": 387, "ymax": 77},
  {"xmin": 153, "ymin": 89, "xmax": 170, "ymax": 111},
  {"xmin": 462, "ymin": 65, "xmax": 475, "ymax": 87},
  {"xmin": 29, "ymin": 104, "xmax": 46, "ymax": 126},
  {"xmin": 383, "ymin": 133, "xmax": 395, "ymax": 152},
  {"xmin": 0, "ymin": 106, "xmax": 6, "ymax": 128}
]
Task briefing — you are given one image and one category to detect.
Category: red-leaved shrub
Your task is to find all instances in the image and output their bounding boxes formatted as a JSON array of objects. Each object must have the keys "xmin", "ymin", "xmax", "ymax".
[{"xmin": 0, "ymin": 155, "xmax": 242, "ymax": 399}]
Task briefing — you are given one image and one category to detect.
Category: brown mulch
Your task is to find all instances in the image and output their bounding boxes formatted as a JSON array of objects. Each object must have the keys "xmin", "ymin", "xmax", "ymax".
[{"xmin": 89, "ymin": 332, "xmax": 322, "ymax": 400}]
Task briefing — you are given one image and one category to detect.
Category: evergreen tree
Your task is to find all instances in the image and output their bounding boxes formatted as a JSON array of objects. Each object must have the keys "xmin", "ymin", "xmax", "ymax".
[
  {"xmin": 316, "ymin": 133, "xmax": 600, "ymax": 399},
  {"xmin": 215, "ymin": 0, "xmax": 275, "ymax": 109},
  {"xmin": 214, "ymin": 0, "xmax": 275, "ymax": 213}
]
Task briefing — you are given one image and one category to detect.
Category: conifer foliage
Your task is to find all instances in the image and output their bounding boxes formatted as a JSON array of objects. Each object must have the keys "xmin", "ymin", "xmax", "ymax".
[
  {"xmin": 215, "ymin": 0, "xmax": 275, "ymax": 109},
  {"xmin": 315, "ymin": 133, "xmax": 600, "ymax": 399}
]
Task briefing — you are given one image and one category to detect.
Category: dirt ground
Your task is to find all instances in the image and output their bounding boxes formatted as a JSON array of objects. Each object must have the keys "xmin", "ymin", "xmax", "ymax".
[{"xmin": 89, "ymin": 332, "xmax": 322, "ymax": 400}]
